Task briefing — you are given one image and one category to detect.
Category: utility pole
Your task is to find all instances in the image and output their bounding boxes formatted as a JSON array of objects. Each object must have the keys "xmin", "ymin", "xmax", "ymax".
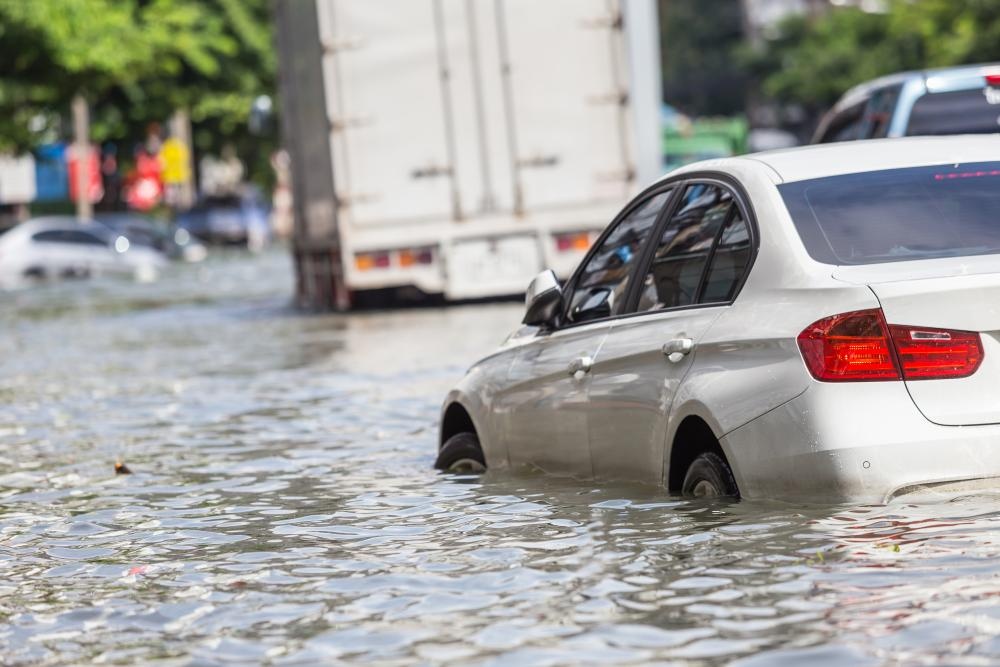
[
  {"xmin": 72, "ymin": 94, "xmax": 92, "ymax": 221},
  {"xmin": 622, "ymin": 0, "xmax": 664, "ymax": 187}
]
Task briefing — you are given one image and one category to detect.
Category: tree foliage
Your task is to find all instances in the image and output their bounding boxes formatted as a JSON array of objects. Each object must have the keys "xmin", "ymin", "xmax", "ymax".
[
  {"xmin": 748, "ymin": 0, "xmax": 1000, "ymax": 112},
  {"xmin": 0, "ymin": 0, "xmax": 275, "ymax": 180},
  {"xmin": 659, "ymin": 0, "xmax": 749, "ymax": 116}
]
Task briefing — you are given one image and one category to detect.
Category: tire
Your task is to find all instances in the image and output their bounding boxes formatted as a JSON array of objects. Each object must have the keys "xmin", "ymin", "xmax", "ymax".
[
  {"xmin": 682, "ymin": 452, "xmax": 739, "ymax": 498},
  {"xmin": 435, "ymin": 432, "xmax": 486, "ymax": 474}
]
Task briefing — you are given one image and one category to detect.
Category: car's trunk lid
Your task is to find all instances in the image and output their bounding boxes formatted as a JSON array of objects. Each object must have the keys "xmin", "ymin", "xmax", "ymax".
[{"xmin": 835, "ymin": 256, "xmax": 1000, "ymax": 425}]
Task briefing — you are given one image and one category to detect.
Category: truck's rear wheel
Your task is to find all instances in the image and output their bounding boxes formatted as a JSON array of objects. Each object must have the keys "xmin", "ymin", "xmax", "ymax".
[
  {"xmin": 682, "ymin": 452, "xmax": 739, "ymax": 498},
  {"xmin": 435, "ymin": 432, "xmax": 486, "ymax": 474}
]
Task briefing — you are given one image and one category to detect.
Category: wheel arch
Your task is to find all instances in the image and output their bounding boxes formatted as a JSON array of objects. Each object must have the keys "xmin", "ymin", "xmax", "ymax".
[
  {"xmin": 665, "ymin": 409, "xmax": 736, "ymax": 494},
  {"xmin": 440, "ymin": 400, "xmax": 479, "ymax": 448}
]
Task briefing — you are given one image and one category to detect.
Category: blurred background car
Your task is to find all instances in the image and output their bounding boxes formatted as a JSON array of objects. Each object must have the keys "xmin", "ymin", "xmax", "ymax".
[
  {"xmin": 175, "ymin": 187, "xmax": 271, "ymax": 251},
  {"xmin": 94, "ymin": 212, "xmax": 207, "ymax": 263},
  {"xmin": 813, "ymin": 62, "xmax": 1000, "ymax": 143},
  {"xmin": 0, "ymin": 216, "xmax": 167, "ymax": 287}
]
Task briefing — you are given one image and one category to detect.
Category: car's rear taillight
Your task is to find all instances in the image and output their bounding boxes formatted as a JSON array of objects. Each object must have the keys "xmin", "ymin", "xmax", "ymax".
[
  {"xmin": 798, "ymin": 309, "xmax": 899, "ymax": 381},
  {"xmin": 888, "ymin": 325, "xmax": 983, "ymax": 379},
  {"xmin": 797, "ymin": 308, "xmax": 984, "ymax": 382}
]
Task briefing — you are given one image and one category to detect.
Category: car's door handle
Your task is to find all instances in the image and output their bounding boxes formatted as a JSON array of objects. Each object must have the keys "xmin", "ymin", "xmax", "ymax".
[
  {"xmin": 662, "ymin": 338, "xmax": 694, "ymax": 363},
  {"xmin": 567, "ymin": 356, "xmax": 593, "ymax": 376}
]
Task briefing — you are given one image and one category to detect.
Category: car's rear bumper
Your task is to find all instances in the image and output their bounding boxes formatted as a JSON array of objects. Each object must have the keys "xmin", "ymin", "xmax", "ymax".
[{"xmin": 722, "ymin": 380, "xmax": 1000, "ymax": 503}]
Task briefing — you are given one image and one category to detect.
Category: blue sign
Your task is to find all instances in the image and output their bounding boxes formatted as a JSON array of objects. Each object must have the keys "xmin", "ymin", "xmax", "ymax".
[{"xmin": 35, "ymin": 143, "xmax": 68, "ymax": 201}]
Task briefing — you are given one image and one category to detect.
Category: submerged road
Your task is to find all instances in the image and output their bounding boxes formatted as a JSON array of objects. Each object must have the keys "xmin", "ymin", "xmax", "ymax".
[{"xmin": 2, "ymin": 248, "xmax": 1000, "ymax": 665}]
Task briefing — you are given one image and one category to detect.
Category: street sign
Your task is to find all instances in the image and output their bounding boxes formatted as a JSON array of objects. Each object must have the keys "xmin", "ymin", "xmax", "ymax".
[
  {"xmin": 161, "ymin": 137, "xmax": 191, "ymax": 185},
  {"xmin": 35, "ymin": 143, "xmax": 68, "ymax": 202},
  {"xmin": 67, "ymin": 143, "xmax": 103, "ymax": 204}
]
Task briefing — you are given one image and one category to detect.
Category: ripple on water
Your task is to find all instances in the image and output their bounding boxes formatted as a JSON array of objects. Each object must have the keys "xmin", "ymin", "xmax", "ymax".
[{"xmin": 5, "ymin": 252, "xmax": 1000, "ymax": 665}]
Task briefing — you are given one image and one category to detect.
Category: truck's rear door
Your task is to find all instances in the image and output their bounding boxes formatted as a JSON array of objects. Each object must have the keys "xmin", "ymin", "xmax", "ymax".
[
  {"xmin": 493, "ymin": 0, "xmax": 633, "ymax": 212},
  {"xmin": 320, "ymin": 0, "xmax": 456, "ymax": 228}
]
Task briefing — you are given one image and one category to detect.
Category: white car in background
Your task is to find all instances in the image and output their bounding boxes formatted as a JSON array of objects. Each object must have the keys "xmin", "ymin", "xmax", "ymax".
[
  {"xmin": 437, "ymin": 135, "xmax": 1000, "ymax": 503},
  {"xmin": 0, "ymin": 216, "xmax": 168, "ymax": 288}
]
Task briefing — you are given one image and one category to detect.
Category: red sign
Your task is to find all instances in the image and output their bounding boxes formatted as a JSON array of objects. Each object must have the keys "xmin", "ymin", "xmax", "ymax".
[
  {"xmin": 66, "ymin": 144, "xmax": 103, "ymax": 204},
  {"xmin": 125, "ymin": 152, "xmax": 164, "ymax": 211}
]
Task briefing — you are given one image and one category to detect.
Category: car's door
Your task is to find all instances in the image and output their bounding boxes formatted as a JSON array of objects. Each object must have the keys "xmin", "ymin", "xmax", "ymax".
[
  {"xmin": 587, "ymin": 181, "xmax": 755, "ymax": 483},
  {"xmin": 64, "ymin": 229, "xmax": 119, "ymax": 274},
  {"xmin": 500, "ymin": 186, "xmax": 674, "ymax": 477},
  {"xmin": 29, "ymin": 230, "xmax": 90, "ymax": 276}
]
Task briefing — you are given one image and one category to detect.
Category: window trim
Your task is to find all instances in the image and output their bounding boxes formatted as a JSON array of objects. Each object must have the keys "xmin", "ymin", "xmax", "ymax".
[
  {"xmin": 625, "ymin": 177, "xmax": 753, "ymax": 316},
  {"xmin": 692, "ymin": 204, "xmax": 739, "ymax": 304},
  {"xmin": 554, "ymin": 171, "xmax": 760, "ymax": 332}
]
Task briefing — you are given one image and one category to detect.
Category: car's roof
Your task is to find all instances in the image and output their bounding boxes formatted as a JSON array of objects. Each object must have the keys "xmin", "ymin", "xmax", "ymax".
[
  {"xmin": 94, "ymin": 212, "xmax": 151, "ymax": 223},
  {"xmin": 94, "ymin": 214, "xmax": 157, "ymax": 230},
  {"xmin": 22, "ymin": 215, "xmax": 82, "ymax": 228},
  {"xmin": 666, "ymin": 135, "xmax": 1000, "ymax": 184},
  {"xmin": 15, "ymin": 216, "xmax": 113, "ymax": 237},
  {"xmin": 835, "ymin": 61, "xmax": 1000, "ymax": 110}
]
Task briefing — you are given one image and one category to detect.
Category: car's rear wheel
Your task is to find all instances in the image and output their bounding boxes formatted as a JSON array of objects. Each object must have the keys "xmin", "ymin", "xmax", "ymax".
[
  {"xmin": 682, "ymin": 452, "xmax": 739, "ymax": 498},
  {"xmin": 434, "ymin": 432, "xmax": 486, "ymax": 474}
]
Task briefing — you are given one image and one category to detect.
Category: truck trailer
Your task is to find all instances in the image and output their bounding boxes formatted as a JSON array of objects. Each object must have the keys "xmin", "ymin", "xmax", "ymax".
[{"xmin": 275, "ymin": 0, "xmax": 662, "ymax": 309}]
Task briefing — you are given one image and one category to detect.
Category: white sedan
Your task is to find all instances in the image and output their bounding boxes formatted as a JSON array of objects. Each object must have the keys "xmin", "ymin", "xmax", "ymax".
[
  {"xmin": 0, "ymin": 216, "xmax": 168, "ymax": 288},
  {"xmin": 437, "ymin": 135, "xmax": 1000, "ymax": 503}
]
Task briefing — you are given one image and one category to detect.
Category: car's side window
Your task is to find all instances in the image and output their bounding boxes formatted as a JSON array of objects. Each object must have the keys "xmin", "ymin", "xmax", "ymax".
[
  {"xmin": 700, "ymin": 207, "xmax": 751, "ymax": 303},
  {"xmin": 64, "ymin": 231, "xmax": 107, "ymax": 247},
  {"xmin": 634, "ymin": 183, "xmax": 733, "ymax": 312},
  {"xmin": 32, "ymin": 231, "xmax": 65, "ymax": 244},
  {"xmin": 862, "ymin": 86, "xmax": 901, "ymax": 139},
  {"xmin": 564, "ymin": 188, "xmax": 672, "ymax": 325},
  {"xmin": 816, "ymin": 101, "xmax": 866, "ymax": 143}
]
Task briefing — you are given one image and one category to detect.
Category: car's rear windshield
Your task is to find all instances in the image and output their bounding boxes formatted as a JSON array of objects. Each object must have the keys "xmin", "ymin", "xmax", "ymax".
[
  {"xmin": 779, "ymin": 161, "xmax": 1000, "ymax": 265},
  {"xmin": 906, "ymin": 89, "xmax": 1000, "ymax": 136}
]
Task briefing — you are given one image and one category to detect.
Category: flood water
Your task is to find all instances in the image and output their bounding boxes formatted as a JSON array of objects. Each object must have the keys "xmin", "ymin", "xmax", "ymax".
[{"xmin": 5, "ymin": 249, "xmax": 1000, "ymax": 666}]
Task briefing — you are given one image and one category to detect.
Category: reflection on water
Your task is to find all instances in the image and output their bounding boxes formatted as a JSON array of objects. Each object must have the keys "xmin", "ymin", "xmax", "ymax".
[{"xmin": 3, "ymin": 250, "xmax": 1000, "ymax": 665}]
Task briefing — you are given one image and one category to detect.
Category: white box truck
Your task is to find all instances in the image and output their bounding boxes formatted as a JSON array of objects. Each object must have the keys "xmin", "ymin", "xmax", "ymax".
[{"xmin": 275, "ymin": 0, "xmax": 662, "ymax": 308}]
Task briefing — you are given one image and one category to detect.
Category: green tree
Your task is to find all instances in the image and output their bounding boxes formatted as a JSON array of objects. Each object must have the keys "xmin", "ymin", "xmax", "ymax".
[
  {"xmin": 660, "ymin": 0, "xmax": 749, "ymax": 116},
  {"xmin": 747, "ymin": 0, "xmax": 1000, "ymax": 113},
  {"xmin": 0, "ymin": 0, "xmax": 276, "ymax": 184}
]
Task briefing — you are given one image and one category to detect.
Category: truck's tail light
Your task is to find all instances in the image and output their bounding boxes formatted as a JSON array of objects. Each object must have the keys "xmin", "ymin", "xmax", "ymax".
[
  {"xmin": 355, "ymin": 247, "xmax": 433, "ymax": 271},
  {"xmin": 354, "ymin": 251, "xmax": 390, "ymax": 271},
  {"xmin": 555, "ymin": 232, "xmax": 593, "ymax": 252},
  {"xmin": 797, "ymin": 309, "xmax": 983, "ymax": 382},
  {"xmin": 398, "ymin": 247, "xmax": 434, "ymax": 267}
]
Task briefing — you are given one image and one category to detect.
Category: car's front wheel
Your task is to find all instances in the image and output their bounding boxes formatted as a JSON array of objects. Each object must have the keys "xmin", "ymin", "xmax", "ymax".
[
  {"xmin": 434, "ymin": 432, "xmax": 486, "ymax": 474},
  {"xmin": 682, "ymin": 452, "xmax": 739, "ymax": 498}
]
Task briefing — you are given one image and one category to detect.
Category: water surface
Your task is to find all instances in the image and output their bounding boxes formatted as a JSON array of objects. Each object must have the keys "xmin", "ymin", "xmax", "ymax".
[{"xmin": 3, "ymin": 250, "xmax": 1000, "ymax": 665}]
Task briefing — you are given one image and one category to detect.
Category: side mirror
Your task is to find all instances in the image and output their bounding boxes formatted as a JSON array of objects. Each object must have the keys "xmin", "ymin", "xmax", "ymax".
[{"xmin": 523, "ymin": 269, "xmax": 563, "ymax": 327}]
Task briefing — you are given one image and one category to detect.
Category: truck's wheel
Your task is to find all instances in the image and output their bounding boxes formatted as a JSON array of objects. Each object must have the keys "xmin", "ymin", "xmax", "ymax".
[
  {"xmin": 682, "ymin": 452, "xmax": 739, "ymax": 498},
  {"xmin": 435, "ymin": 432, "xmax": 486, "ymax": 474}
]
